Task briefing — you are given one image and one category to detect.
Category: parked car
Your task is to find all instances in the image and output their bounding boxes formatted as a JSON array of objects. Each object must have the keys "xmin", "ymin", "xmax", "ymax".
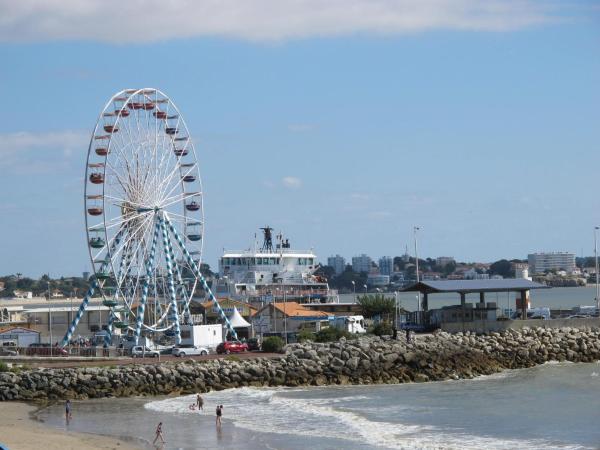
[
  {"xmin": 0, "ymin": 341, "xmax": 18, "ymax": 356},
  {"xmin": 26, "ymin": 343, "xmax": 68, "ymax": 356},
  {"xmin": 131, "ymin": 346, "xmax": 160, "ymax": 358},
  {"xmin": 247, "ymin": 338, "xmax": 261, "ymax": 351},
  {"xmin": 172, "ymin": 345, "xmax": 209, "ymax": 357},
  {"xmin": 0, "ymin": 347, "xmax": 18, "ymax": 356},
  {"xmin": 216, "ymin": 341, "xmax": 249, "ymax": 354}
]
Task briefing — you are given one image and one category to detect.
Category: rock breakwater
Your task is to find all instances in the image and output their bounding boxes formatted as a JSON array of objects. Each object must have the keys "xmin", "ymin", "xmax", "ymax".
[{"xmin": 1, "ymin": 326, "xmax": 599, "ymax": 401}]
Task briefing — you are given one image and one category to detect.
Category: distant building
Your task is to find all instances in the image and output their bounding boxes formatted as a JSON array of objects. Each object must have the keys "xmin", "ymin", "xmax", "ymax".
[
  {"xmin": 464, "ymin": 269, "xmax": 489, "ymax": 280},
  {"xmin": 436, "ymin": 256, "xmax": 455, "ymax": 267},
  {"xmin": 327, "ymin": 255, "xmax": 346, "ymax": 276},
  {"xmin": 13, "ymin": 290, "xmax": 33, "ymax": 299},
  {"xmin": 352, "ymin": 254, "xmax": 372, "ymax": 274},
  {"xmin": 367, "ymin": 274, "xmax": 390, "ymax": 287},
  {"xmin": 528, "ymin": 252, "xmax": 576, "ymax": 274},
  {"xmin": 82, "ymin": 271, "xmax": 90, "ymax": 280},
  {"xmin": 0, "ymin": 281, "xmax": 5, "ymax": 291},
  {"xmin": 378, "ymin": 256, "xmax": 394, "ymax": 276},
  {"xmin": 513, "ymin": 263, "xmax": 531, "ymax": 280}
]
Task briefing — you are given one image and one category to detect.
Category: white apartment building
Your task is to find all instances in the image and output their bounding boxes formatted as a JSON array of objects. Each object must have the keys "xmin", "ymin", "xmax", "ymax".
[
  {"xmin": 436, "ymin": 256, "xmax": 455, "ymax": 267},
  {"xmin": 378, "ymin": 256, "xmax": 394, "ymax": 276},
  {"xmin": 327, "ymin": 254, "xmax": 346, "ymax": 276},
  {"xmin": 352, "ymin": 254, "xmax": 372, "ymax": 274},
  {"xmin": 528, "ymin": 252, "xmax": 576, "ymax": 274}
]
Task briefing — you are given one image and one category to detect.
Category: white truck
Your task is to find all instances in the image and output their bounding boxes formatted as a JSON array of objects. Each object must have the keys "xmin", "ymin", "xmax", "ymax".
[
  {"xmin": 330, "ymin": 315, "xmax": 367, "ymax": 334},
  {"xmin": 179, "ymin": 324, "xmax": 223, "ymax": 349}
]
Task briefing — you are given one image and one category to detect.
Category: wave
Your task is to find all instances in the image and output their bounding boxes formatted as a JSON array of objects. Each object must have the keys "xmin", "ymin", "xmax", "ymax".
[{"xmin": 145, "ymin": 387, "xmax": 582, "ymax": 450}]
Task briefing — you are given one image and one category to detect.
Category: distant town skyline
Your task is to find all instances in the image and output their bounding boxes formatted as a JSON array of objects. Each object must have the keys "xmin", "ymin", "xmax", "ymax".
[{"xmin": 0, "ymin": 1, "xmax": 599, "ymax": 277}]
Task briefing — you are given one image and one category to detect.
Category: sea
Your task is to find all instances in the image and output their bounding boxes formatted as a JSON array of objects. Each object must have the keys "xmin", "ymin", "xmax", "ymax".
[
  {"xmin": 342, "ymin": 285, "xmax": 600, "ymax": 312},
  {"xmin": 36, "ymin": 361, "xmax": 600, "ymax": 449}
]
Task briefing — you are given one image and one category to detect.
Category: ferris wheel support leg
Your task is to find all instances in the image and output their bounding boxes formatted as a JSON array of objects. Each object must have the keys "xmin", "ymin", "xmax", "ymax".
[
  {"xmin": 134, "ymin": 219, "xmax": 161, "ymax": 345},
  {"xmin": 61, "ymin": 279, "xmax": 98, "ymax": 347},
  {"xmin": 105, "ymin": 312, "xmax": 114, "ymax": 346},
  {"xmin": 163, "ymin": 213, "xmax": 238, "ymax": 340},
  {"xmin": 61, "ymin": 228, "xmax": 125, "ymax": 347},
  {"xmin": 159, "ymin": 216, "xmax": 182, "ymax": 345}
]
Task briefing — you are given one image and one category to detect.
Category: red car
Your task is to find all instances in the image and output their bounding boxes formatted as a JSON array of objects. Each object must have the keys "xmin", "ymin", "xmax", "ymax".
[{"xmin": 216, "ymin": 341, "xmax": 248, "ymax": 354}]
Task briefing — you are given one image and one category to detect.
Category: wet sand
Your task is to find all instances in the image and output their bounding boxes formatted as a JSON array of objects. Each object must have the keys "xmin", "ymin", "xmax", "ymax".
[{"xmin": 0, "ymin": 402, "xmax": 142, "ymax": 450}]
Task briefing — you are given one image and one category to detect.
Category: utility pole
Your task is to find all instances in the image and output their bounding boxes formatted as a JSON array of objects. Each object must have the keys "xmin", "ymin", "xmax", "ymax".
[
  {"xmin": 413, "ymin": 226, "xmax": 421, "ymax": 324},
  {"xmin": 595, "ymin": 226, "xmax": 599, "ymax": 311}
]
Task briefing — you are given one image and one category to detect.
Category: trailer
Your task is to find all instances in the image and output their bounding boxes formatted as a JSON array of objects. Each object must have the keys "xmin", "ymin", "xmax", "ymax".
[
  {"xmin": 180, "ymin": 324, "xmax": 223, "ymax": 349},
  {"xmin": 330, "ymin": 315, "xmax": 367, "ymax": 334}
]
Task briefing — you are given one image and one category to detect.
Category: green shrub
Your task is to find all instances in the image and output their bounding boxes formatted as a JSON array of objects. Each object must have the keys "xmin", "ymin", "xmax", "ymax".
[
  {"xmin": 225, "ymin": 355, "xmax": 241, "ymax": 362},
  {"xmin": 369, "ymin": 322, "xmax": 393, "ymax": 336},
  {"xmin": 297, "ymin": 329, "xmax": 315, "ymax": 342},
  {"xmin": 315, "ymin": 327, "xmax": 353, "ymax": 343},
  {"xmin": 0, "ymin": 362, "xmax": 9, "ymax": 372},
  {"xmin": 262, "ymin": 336, "xmax": 284, "ymax": 353}
]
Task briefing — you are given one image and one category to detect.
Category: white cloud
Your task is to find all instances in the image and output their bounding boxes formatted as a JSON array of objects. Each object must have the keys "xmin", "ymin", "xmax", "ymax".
[
  {"xmin": 0, "ymin": 130, "xmax": 88, "ymax": 172},
  {"xmin": 282, "ymin": 176, "xmax": 302, "ymax": 189},
  {"xmin": 0, "ymin": 0, "xmax": 559, "ymax": 44}
]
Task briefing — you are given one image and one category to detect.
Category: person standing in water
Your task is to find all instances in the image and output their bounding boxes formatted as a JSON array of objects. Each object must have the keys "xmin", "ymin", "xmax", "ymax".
[
  {"xmin": 65, "ymin": 399, "xmax": 72, "ymax": 421},
  {"xmin": 153, "ymin": 422, "xmax": 165, "ymax": 445},
  {"xmin": 196, "ymin": 394, "xmax": 204, "ymax": 411},
  {"xmin": 216, "ymin": 404, "xmax": 223, "ymax": 427}
]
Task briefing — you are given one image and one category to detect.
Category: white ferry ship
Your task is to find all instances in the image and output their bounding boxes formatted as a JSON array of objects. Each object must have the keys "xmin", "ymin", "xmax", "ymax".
[{"xmin": 215, "ymin": 227, "xmax": 337, "ymax": 305}]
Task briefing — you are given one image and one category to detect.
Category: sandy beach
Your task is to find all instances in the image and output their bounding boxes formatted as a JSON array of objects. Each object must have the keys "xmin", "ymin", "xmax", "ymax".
[{"xmin": 0, "ymin": 402, "xmax": 142, "ymax": 450}]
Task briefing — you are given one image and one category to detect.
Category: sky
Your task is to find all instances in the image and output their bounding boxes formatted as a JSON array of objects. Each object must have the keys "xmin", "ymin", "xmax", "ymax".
[{"xmin": 0, "ymin": 0, "xmax": 599, "ymax": 277}]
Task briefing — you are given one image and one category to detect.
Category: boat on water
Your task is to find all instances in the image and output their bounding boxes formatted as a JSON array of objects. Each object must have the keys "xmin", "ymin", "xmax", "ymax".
[{"xmin": 215, "ymin": 226, "xmax": 338, "ymax": 305}]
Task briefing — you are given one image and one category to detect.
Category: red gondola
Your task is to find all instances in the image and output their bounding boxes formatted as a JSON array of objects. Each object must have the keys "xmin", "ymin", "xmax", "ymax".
[
  {"xmin": 143, "ymin": 102, "xmax": 155, "ymax": 110},
  {"xmin": 87, "ymin": 207, "xmax": 103, "ymax": 216},
  {"xmin": 116, "ymin": 108, "xmax": 130, "ymax": 117},
  {"xmin": 90, "ymin": 173, "xmax": 104, "ymax": 184},
  {"xmin": 95, "ymin": 148, "xmax": 109, "ymax": 156},
  {"xmin": 182, "ymin": 175, "xmax": 195, "ymax": 182},
  {"xmin": 153, "ymin": 111, "xmax": 167, "ymax": 119},
  {"xmin": 127, "ymin": 102, "xmax": 143, "ymax": 110},
  {"xmin": 165, "ymin": 127, "xmax": 178, "ymax": 135},
  {"xmin": 104, "ymin": 125, "xmax": 119, "ymax": 133},
  {"xmin": 186, "ymin": 201, "xmax": 200, "ymax": 211}
]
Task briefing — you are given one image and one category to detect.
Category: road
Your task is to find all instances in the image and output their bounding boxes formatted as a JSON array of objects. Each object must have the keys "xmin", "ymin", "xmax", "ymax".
[{"xmin": 2, "ymin": 351, "xmax": 282, "ymax": 369}]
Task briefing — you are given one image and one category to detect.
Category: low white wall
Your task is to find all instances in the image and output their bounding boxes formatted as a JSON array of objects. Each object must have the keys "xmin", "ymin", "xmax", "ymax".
[{"xmin": 441, "ymin": 317, "xmax": 600, "ymax": 334}]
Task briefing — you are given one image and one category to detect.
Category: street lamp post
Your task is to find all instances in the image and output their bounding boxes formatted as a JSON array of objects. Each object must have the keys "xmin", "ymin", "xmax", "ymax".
[
  {"xmin": 351, "ymin": 280, "xmax": 356, "ymax": 302},
  {"xmin": 283, "ymin": 289, "xmax": 288, "ymax": 345},
  {"xmin": 47, "ymin": 280, "xmax": 53, "ymax": 356},
  {"xmin": 595, "ymin": 226, "xmax": 599, "ymax": 311},
  {"xmin": 414, "ymin": 226, "xmax": 421, "ymax": 324},
  {"xmin": 394, "ymin": 291, "xmax": 399, "ymax": 329},
  {"xmin": 363, "ymin": 284, "xmax": 368, "ymax": 294}
]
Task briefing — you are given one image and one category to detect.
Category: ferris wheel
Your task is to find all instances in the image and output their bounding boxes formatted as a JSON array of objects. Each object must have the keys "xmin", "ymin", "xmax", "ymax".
[{"xmin": 62, "ymin": 88, "xmax": 237, "ymax": 346}]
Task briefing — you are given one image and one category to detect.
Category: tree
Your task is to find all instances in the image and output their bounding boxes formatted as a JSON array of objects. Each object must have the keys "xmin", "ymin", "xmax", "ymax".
[
  {"xmin": 356, "ymin": 294, "xmax": 396, "ymax": 318},
  {"xmin": 489, "ymin": 259, "xmax": 512, "ymax": 278},
  {"xmin": 315, "ymin": 265, "xmax": 335, "ymax": 280}
]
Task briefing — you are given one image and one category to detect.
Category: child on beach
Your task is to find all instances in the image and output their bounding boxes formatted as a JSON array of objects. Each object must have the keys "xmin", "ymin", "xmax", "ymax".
[
  {"xmin": 216, "ymin": 404, "xmax": 223, "ymax": 427},
  {"xmin": 153, "ymin": 422, "xmax": 165, "ymax": 445},
  {"xmin": 65, "ymin": 400, "xmax": 72, "ymax": 421}
]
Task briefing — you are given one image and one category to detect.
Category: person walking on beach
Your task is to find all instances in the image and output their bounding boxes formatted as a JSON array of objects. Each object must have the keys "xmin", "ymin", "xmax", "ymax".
[
  {"xmin": 196, "ymin": 394, "xmax": 204, "ymax": 411},
  {"xmin": 65, "ymin": 399, "xmax": 72, "ymax": 421},
  {"xmin": 216, "ymin": 404, "xmax": 223, "ymax": 427},
  {"xmin": 405, "ymin": 328, "xmax": 411, "ymax": 343},
  {"xmin": 153, "ymin": 422, "xmax": 165, "ymax": 445}
]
